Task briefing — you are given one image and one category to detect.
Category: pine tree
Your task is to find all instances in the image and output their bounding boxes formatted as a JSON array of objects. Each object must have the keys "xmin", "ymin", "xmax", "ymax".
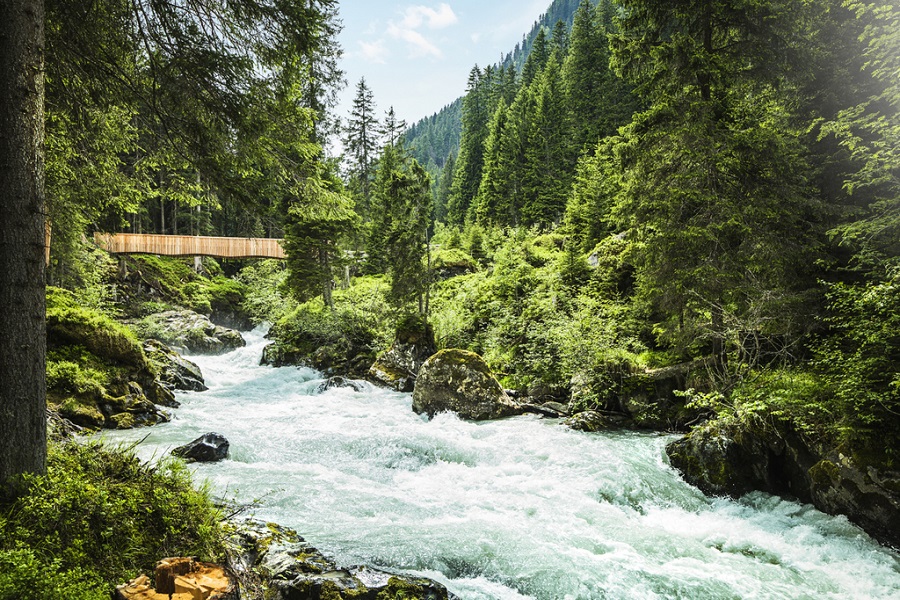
[
  {"xmin": 522, "ymin": 52, "xmax": 570, "ymax": 226},
  {"xmin": 383, "ymin": 107, "xmax": 408, "ymax": 147},
  {"xmin": 610, "ymin": 0, "xmax": 819, "ymax": 374},
  {"xmin": 522, "ymin": 28, "xmax": 551, "ymax": 86},
  {"xmin": 343, "ymin": 78, "xmax": 381, "ymax": 218},
  {"xmin": 472, "ymin": 99, "xmax": 512, "ymax": 225},
  {"xmin": 282, "ymin": 172, "xmax": 357, "ymax": 309},
  {"xmin": 562, "ymin": 0, "xmax": 611, "ymax": 155},
  {"xmin": 447, "ymin": 67, "xmax": 491, "ymax": 225},
  {"xmin": 434, "ymin": 151, "xmax": 456, "ymax": 224}
]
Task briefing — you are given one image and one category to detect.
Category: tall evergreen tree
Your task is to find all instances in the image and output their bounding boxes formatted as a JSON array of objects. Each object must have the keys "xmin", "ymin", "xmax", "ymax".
[
  {"xmin": 609, "ymin": 0, "xmax": 819, "ymax": 374},
  {"xmin": 447, "ymin": 67, "xmax": 490, "ymax": 225},
  {"xmin": 0, "ymin": 0, "xmax": 47, "ymax": 488},
  {"xmin": 563, "ymin": 0, "xmax": 612, "ymax": 154},
  {"xmin": 343, "ymin": 78, "xmax": 380, "ymax": 217},
  {"xmin": 434, "ymin": 151, "xmax": 456, "ymax": 224},
  {"xmin": 522, "ymin": 53, "xmax": 571, "ymax": 226},
  {"xmin": 521, "ymin": 28, "xmax": 551, "ymax": 86}
]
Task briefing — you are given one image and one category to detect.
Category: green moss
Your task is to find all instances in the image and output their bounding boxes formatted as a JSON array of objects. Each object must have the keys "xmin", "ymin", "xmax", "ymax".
[
  {"xmin": 375, "ymin": 577, "xmax": 435, "ymax": 600},
  {"xmin": 432, "ymin": 349, "xmax": 492, "ymax": 375},
  {"xmin": 56, "ymin": 397, "xmax": 105, "ymax": 429},
  {"xmin": 809, "ymin": 460, "xmax": 840, "ymax": 487}
]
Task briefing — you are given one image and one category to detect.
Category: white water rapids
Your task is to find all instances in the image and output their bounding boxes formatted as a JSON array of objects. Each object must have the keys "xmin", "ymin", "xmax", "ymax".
[{"xmin": 98, "ymin": 327, "xmax": 900, "ymax": 599}]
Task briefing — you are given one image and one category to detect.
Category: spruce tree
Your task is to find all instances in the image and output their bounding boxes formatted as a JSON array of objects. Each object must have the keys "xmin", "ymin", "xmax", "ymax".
[
  {"xmin": 343, "ymin": 78, "xmax": 381, "ymax": 218},
  {"xmin": 447, "ymin": 67, "xmax": 490, "ymax": 225}
]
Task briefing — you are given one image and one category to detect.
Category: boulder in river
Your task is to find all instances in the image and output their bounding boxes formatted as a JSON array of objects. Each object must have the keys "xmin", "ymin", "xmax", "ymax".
[
  {"xmin": 143, "ymin": 339, "xmax": 207, "ymax": 392},
  {"xmin": 137, "ymin": 310, "xmax": 245, "ymax": 355},
  {"xmin": 315, "ymin": 376, "xmax": 367, "ymax": 394},
  {"xmin": 172, "ymin": 432, "xmax": 230, "ymax": 462},
  {"xmin": 226, "ymin": 519, "xmax": 453, "ymax": 600},
  {"xmin": 412, "ymin": 349, "xmax": 522, "ymax": 420}
]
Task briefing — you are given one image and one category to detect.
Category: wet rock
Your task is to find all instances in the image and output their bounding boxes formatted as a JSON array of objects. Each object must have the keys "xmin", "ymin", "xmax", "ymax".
[
  {"xmin": 138, "ymin": 310, "xmax": 245, "ymax": 355},
  {"xmin": 315, "ymin": 376, "xmax": 367, "ymax": 393},
  {"xmin": 412, "ymin": 349, "xmax": 522, "ymax": 420},
  {"xmin": 667, "ymin": 420, "xmax": 900, "ymax": 547},
  {"xmin": 521, "ymin": 403, "xmax": 566, "ymax": 418},
  {"xmin": 144, "ymin": 339, "xmax": 207, "ymax": 392},
  {"xmin": 368, "ymin": 321, "xmax": 437, "ymax": 392},
  {"xmin": 173, "ymin": 432, "xmax": 230, "ymax": 462},
  {"xmin": 225, "ymin": 519, "xmax": 453, "ymax": 600},
  {"xmin": 564, "ymin": 410, "xmax": 613, "ymax": 432}
]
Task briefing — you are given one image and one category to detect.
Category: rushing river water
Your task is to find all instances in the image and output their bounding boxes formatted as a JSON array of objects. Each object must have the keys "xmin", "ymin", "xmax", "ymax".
[{"xmin": 98, "ymin": 327, "xmax": 900, "ymax": 599}]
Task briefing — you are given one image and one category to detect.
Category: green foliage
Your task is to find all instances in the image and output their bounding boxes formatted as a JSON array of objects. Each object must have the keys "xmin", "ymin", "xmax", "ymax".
[
  {"xmin": 47, "ymin": 287, "xmax": 143, "ymax": 367},
  {"xmin": 814, "ymin": 273, "xmax": 900, "ymax": 444},
  {"xmin": 273, "ymin": 276, "xmax": 395, "ymax": 362},
  {"xmin": 237, "ymin": 260, "xmax": 295, "ymax": 324},
  {"xmin": 0, "ymin": 441, "xmax": 223, "ymax": 598}
]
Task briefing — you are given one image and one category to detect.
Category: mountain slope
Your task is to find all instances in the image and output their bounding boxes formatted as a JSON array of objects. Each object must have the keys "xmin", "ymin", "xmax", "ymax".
[{"xmin": 403, "ymin": 0, "xmax": 599, "ymax": 174}]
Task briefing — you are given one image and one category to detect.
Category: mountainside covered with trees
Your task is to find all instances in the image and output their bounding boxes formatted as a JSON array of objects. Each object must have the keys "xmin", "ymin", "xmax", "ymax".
[{"xmin": 403, "ymin": 0, "xmax": 601, "ymax": 188}]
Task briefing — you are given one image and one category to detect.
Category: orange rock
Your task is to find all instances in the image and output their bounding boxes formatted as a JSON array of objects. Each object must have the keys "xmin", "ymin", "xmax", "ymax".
[{"xmin": 116, "ymin": 558, "xmax": 234, "ymax": 600}]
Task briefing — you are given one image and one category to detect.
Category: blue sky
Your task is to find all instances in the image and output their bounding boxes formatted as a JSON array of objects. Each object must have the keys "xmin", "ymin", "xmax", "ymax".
[{"xmin": 335, "ymin": 0, "xmax": 552, "ymax": 127}]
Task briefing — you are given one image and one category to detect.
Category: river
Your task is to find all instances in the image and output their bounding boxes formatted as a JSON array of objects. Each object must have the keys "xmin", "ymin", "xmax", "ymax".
[{"xmin": 98, "ymin": 326, "xmax": 900, "ymax": 599}]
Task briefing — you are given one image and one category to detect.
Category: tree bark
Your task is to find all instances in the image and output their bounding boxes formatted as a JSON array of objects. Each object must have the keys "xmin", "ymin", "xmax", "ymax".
[{"xmin": 0, "ymin": 0, "xmax": 47, "ymax": 490}]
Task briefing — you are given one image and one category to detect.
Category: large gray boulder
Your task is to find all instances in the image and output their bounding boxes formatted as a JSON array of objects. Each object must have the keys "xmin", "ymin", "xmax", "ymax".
[
  {"xmin": 412, "ymin": 349, "xmax": 522, "ymax": 420},
  {"xmin": 138, "ymin": 309, "xmax": 245, "ymax": 355},
  {"xmin": 143, "ymin": 339, "xmax": 207, "ymax": 392}
]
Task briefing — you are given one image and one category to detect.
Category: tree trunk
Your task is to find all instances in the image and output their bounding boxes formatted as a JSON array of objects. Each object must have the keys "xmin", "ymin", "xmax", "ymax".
[
  {"xmin": 321, "ymin": 251, "xmax": 333, "ymax": 309},
  {"xmin": 0, "ymin": 0, "xmax": 48, "ymax": 491}
]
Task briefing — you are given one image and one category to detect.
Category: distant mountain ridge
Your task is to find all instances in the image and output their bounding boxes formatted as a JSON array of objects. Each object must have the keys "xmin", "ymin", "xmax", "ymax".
[{"xmin": 403, "ymin": 0, "xmax": 598, "ymax": 175}]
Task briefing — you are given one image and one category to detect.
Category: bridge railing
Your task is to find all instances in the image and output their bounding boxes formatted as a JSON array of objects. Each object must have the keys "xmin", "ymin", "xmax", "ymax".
[{"xmin": 94, "ymin": 233, "xmax": 286, "ymax": 259}]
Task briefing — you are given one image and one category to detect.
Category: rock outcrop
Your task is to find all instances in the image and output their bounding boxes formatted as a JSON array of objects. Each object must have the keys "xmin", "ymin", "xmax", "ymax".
[
  {"xmin": 47, "ymin": 287, "xmax": 176, "ymax": 431},
  {"xmin": 144, "ymin": 339, "xmax": 207, "ymax": 392},
  {"xmin": 412, "ymin": 349, "xmax": 522, "ymax": 420},
  {"xmin": 137, "ymin": 310, "xmax": 245, "ymax": 355},
  {"xmin": 368, "ymin": 322, "xmax": 437, "ymax": 392},
  {"xmin": 667, "ymin": 420, "xmax": 900, "ymax": 547},
  {"xmin": 225, "ymin": 519, "xmax": 453, "ymax": 600},
  {"xmin": 173, "ymin": 433, "xmax": 230, "ymax": 463}
]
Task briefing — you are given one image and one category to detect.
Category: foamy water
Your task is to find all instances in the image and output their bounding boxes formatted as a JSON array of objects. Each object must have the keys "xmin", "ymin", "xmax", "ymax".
[{"xmin": 98, "ymin": 327, "xmax": 900, "ymax": 599}]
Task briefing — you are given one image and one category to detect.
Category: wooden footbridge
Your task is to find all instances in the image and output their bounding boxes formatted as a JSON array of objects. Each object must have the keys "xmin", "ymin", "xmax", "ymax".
[{"xmin": 94, "ymin": 233, "xmax": 286, "ymax": 259}]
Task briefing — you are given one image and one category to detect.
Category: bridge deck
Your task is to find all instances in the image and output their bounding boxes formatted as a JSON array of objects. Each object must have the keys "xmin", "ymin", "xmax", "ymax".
[{"xmin": 94, "ymin": 233, "xmax": 285, "ymax": 259}]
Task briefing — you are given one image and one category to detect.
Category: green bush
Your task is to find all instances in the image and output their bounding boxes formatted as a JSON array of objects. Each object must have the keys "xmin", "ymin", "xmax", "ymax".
[{"xmin": 0, "ymin": 441, "xmax": 224, "ymax": 598}]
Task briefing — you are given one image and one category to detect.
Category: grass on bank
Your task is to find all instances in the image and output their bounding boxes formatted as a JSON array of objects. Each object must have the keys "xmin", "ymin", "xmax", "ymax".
[{"xmin": 0, "ymin": 440, "xmax": 224, "ymax": 600}]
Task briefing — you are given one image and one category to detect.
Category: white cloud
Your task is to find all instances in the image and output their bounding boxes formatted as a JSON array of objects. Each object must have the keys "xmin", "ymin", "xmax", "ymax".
[
  {"xmin": 400, "ymin": 3, "xmax": 458, "ymax": 30},
  {"xmin": 358, "ymin": 39, "xmax": 389, "ymax": 64},
  {"xmin": 387, "ymin": 23, "xmax": 443, "ymax": 58},
  {"xmin": 386, "ymin": 3, "xmax": 457, "ymax": 59}
]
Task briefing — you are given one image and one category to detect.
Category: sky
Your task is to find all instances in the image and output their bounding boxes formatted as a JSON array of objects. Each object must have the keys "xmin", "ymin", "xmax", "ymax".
[{"xmin": 335, "ymin": 0, "xmax": 552, "ymax": 128}]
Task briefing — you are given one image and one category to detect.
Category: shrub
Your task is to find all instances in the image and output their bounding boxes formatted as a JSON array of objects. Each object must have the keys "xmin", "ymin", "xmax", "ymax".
[{"xmin": 0, "ymin": 441, "xmax": 224, "ymax": 598}]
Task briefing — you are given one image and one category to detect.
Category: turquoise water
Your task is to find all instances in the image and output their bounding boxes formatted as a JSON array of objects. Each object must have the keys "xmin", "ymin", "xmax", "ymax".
[{"xmin": 98, "ymin": 327, "xmax": 900, "ymax": 599}]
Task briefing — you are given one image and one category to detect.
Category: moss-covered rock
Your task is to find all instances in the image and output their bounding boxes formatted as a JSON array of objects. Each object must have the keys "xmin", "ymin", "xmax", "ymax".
[
  {"xmin": 225, "ymin": 519, "xmax": 451, "ymax": 600},
  {"xmin": 667, "ymin": 419, "xmax": 900, "ymax": 547},
  {"xmin": 412, "ymin": 349, "xmax": 522, "ymax": 420},
  {"xmin": 47, "ymin": 288, "xmax": 175, "ymax": 431},
  {"xmin": 143, "ymin": 339, "xmax": 207, "ymax": 392}
]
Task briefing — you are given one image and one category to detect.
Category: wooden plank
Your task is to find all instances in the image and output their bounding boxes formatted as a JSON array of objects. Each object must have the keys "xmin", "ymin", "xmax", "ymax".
[{"xmin": 94, "ymin": 233, "xmax": 286, "ymax": 259}]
